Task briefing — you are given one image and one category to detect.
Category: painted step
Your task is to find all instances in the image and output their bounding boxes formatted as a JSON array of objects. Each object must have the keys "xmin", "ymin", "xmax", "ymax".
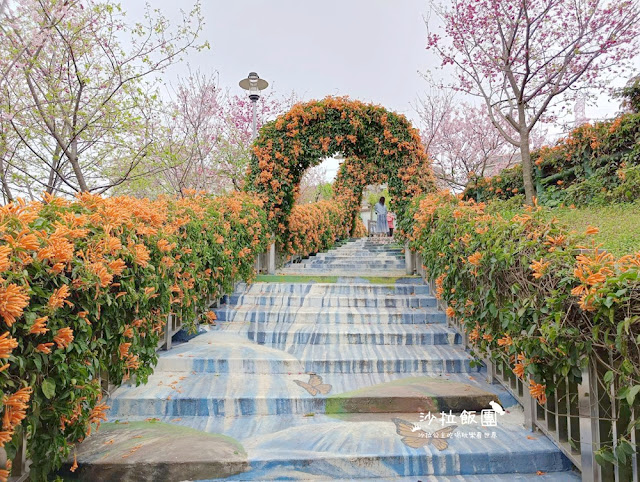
[
  {"xmin": 317, "ymin": 251, "xmax": 403, "ymax": 257},
  {"xmin": 236, "ymin": 281, "xmax": 430, "ymax": 295},
  {"xmin": 214, "ymin": 306, "xmax": 446, "ymax": 324},
  {"xmin": 97, "ymin": 411, "xmax": 572, "ymax": 480},
  {"xmin": 278, "ymin": 269, "xmax": 410, "ymax": 277},
  {"xmin": 297, "ymin": 261, "xmax": 406, "ymax": 269},
  {"xmin": 214, "ymin": 322, "xmax": 459, "ymax": 346},
  {"xmin": 75, "ymin": 410, "xmax": 575, "ymax": 480},
  {"xmin": 301, "ymin": 259, "xmax": 404, "ymax": 266},
  {"xmin": 310, "ymin": 252, "xmax": 404, "ymax": 259},
  {"xmin": 222, "ymin": 293, "xmax": 437, "ymax": 308},
  {"xmin": 109, "ymin": 371, "xmax": 520, "ymax": 427},
  {"xmin": 229, "ymin": 417, "xmax": 573, "ymax": 479},
  {"xmin": 108, "ymin": 374, "xmax": 497, "ymax": 418},
  {"xmin": 155, "ymin": 339, "xmax": 476, "ymax": 374}
]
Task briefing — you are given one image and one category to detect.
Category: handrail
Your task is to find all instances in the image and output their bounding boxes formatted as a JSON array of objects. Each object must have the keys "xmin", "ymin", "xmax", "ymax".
[{"xmin": 413, "ymin": 250, "xmax": 639, "ymax": 482}]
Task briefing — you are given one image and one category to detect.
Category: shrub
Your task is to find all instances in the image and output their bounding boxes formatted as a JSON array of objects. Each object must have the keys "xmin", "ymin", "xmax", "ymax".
[
  {"xmin": 410, "ymin": 192, "xmax": 640, "ymax": 463},
  {"xmin": 280, "ymin": 200, "xmax": 352, "ymax": 259},
  {"xmin": 464, "ymin": 112, "xmax": 640, "ymax": 206},
  {"xmin": 0, "ymin": 191, "xmax": 269, "ymax": 480}
]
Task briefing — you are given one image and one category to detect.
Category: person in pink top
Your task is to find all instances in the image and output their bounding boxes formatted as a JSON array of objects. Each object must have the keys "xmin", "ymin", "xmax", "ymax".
[{"xmin": 387, "ymin": 212, "xmax": 395, "ymax": 237}]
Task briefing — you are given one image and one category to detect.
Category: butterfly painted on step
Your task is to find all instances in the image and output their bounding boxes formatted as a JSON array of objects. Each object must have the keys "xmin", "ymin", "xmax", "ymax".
[
  {"xmin": 392, "ymin": 418, "xmax": 457, "ymax": 450},
  {"xmin": 293, "ymin": 374, "xmax": 332, "ymax": 397}
]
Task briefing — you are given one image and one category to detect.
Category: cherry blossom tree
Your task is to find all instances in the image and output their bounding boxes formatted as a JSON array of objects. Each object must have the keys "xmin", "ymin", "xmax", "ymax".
[
  {"xmin": 417, "ymin": 95, "xmax": 520, "ymax": 191},
  {"xmin": 114, "ymin": 73, "xmax": 295, "ymax": 198},
  {"xmin": 0, "ymin": 0, "xmax": 206, "ymax": 199},
  {"xmin": 124, "ymin": 70, "xmax": 225, "ymax": 197},
  {"xmin": 427, "ymin": 0, "xmax": 640, "ymax": 204},
  {"xmin": 213, "ymin": 91, "xmax": 294, "ymax": 191}
]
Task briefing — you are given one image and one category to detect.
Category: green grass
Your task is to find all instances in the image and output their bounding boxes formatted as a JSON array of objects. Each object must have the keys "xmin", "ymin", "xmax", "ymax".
[
  {"xmin": 550, "ymin": 203, "xmax": 640, "ymax": 257},
  {"xmin": 254, "ymin": 274, "xmax": 418, "ymax": 285}
]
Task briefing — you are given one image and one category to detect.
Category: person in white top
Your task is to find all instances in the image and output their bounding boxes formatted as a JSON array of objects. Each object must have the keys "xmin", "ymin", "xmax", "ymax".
[{"xmin": 374, "ymin": 197, "xmax": 389, "ymax": 237}]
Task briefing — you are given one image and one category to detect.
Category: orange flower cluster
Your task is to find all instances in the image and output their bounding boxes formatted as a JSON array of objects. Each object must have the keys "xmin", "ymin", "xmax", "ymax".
[
  {"xmin": 467, "ymin": 252, "xmax": 483, "ymax": 267},
  {"xmin": 281, "ymin": 201, "xmax": 352, "ymax": 258},
  {"xmin": 529, "ymin": 380, "xmax": 547, "ymax": 404},
  {"xmin": 0, "ymin": 387, "xmax": 32, "ymax": 453},
  {"xmin": 530, "ymin": 259, "xmax": 550, "ymax": 279},
  {"xmin": 245, "ymin": 97, "xmax": 436, "ymax": 241},
  {"xmin": 0, "ymin": 283, "xmax": 29, "ymax": 327},
  {"xmin": 0, "ymin": 191, "xmax": 270, "ymax": 477},
  {"xmin": 0, "ymin": 333, "xmax": 18, "ymax": 370},
  {"xmin": 572, "ymin": 247, "xmax": 616, "ymax": 311}
]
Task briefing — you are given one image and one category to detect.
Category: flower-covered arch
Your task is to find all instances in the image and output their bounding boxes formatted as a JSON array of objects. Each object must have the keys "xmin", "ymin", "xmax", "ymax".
[{"xmin": 245, "ymin": 96, "xmax": 436, "ymax": 238}]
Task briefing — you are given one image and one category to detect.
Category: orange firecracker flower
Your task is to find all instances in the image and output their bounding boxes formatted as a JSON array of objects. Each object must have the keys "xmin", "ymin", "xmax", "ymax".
[
  {"xmin": 467, "ymin": 252, "xmax": 483, "ymax": 267},
  {"xmin": 53, "ymin": 327, "xmax": 74, "ymax": 349},
  {"xmin": 205, "ymin": 311, "xmax": 217, "ymax": 323},
  {"xmin": 445, "ymin": 307, "xmax": 456, "ymax": 318},
  {"xmin": 468, "ymin": 324, "xmax": 480, "ymax": 344},
  {"xmin": 48, "ymin": 285, "xmax": 71, "ymax": 310},
  {"xmin": 108, "ymin": 259, "xmax": 127, "ymax": 276},
  {"xmin": 0, "ymin": 283, "xmax": 29, "ymax": 327},
  {"xmin": 119, "ymin": 342, "xmax": 131, "ymax": 359},
  {"xmin": 0, "ymin": 246, "xmax": 12, "ymax": 272},
  {"xmin": 2, "ymin": 386, "xmax": 32, "ymax": 430},
  {"xmin": 529, "ymin": 380, "xmax": 547, "ymax": 404},
  {"xmin": 497, "ymin": 334, "xmax": 513, "ymax": 347},
  {"xmin": 513, "ymin": 362, "xmax": 525, "ymax": 379},
  {"xmin": 88, "ymin": 397, "xmax": 109, "ymax": 431},
  {"xmin": 132, "ymin": 244, "xmax": 150, "ymax": 267},
  {"xmin": 36, "ymin": 343, "xmax": 54, "ymax": 354},
  {"xmin": 530, "ymin": 259, "xmax": 550, "ymax": 279},
  {"xmin": 29, "ymin": 316, "xmax": 49, "ymax": 335},
  {"xmin": 0, "ymin": 332, "xmax": 18, "ymax": 359},
  {"xmin": 70, "ymin": 452, "xmax": 78, "ymax": 473}
]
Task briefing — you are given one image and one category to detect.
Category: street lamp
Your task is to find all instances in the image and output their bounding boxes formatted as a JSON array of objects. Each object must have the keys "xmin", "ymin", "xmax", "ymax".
[{"xmin": 239, "ymin": 72, "xmax": 269, "ymax": 140}]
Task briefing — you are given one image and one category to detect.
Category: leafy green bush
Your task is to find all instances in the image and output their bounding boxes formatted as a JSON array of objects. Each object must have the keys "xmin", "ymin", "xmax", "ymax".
[
  {"xmin": 281, "ymin": 200, "xmax": 352, "ymax": 258},
  {"xmin": 464, "ymin": 112, "xmax": 640, "ymax": 206},
  {"xmin": 0, "ymin": 192, "xmax": 269, "ymax": 480},
  {"xmin": 410, "ymin": 192, "xmax": 640, "ymax": 466},
  {"xmin": 611, "ymin": 165, "xmax": 640, "ymax": 202}
]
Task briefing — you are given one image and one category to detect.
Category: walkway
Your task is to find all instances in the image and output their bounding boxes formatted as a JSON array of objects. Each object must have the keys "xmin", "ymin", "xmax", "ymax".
[{"xmin": 75, "ymin": 238, "xmax": 579, "ymax": 481}]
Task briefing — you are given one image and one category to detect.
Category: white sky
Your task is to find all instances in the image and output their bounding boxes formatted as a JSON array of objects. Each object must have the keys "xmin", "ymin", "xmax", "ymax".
[{"xmin": 127, "ymin": 1, "xmax": 635, "ymax": 180}]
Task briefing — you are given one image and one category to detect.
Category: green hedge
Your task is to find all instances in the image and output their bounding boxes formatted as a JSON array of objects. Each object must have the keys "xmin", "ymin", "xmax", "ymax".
[
  {"xmin": 0, "ymin": 192, "xmax": 269, "ymax": 480},
  {"xmin": 464, "ymin": 113, "xmax": 640, "ymax": 206},
  {"xmin": 410, "ymin": 192, "xmax": 640, "ymax": 464}
]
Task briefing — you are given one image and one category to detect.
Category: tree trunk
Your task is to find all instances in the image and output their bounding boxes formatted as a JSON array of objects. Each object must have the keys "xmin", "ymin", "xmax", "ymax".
[
  {"xmin": 68, "ymin": 137, "xmax": 88, "ymax": 192},
  {"xmin": 519, "ymin": 129, "xmax": 534, "ymax": 205},
  {"xmin": 0, "ymin": 156, "xmax": 13, "ymax": 204},
  {"xmin": 47, "ymin": 144, "xmax": 62, "ymax": 194},
  {"xmin": 518, "ymin": 104, "xmax": 534, "ymax": 205}
]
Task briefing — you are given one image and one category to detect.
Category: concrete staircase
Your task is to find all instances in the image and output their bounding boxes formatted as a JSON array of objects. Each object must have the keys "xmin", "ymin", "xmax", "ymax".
[
  {"xmin": 278, "ymin": 237, "xmax": 408, "ymax": 277},
  {"xmin": 72, "ymin": 238, "xmax": 579, "ymax": 481}
]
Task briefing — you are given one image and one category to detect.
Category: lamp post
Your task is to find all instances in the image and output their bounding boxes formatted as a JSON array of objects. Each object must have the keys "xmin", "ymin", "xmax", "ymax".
[
  {"xmin": 239, "ymin": 72, "xmax": 269, "ymax": 140},
  {"xmin": 240, "ymin": 72, "xmax": 274, "ymax": 273}
]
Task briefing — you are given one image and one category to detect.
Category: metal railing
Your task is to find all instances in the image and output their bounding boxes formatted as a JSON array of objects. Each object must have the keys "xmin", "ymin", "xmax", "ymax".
[
  {"xmin": 412, "ymin": 250, "xmax": 639, "ymax": 482},
  {"xmin": 255, "ymin": 242, "xmax": 277, "ymax": 274}
]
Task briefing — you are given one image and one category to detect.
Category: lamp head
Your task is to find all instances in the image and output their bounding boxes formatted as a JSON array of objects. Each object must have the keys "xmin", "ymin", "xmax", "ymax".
[{"xmin": 239, "ymin": 72, "xmax": 269, "ymax": 101}]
